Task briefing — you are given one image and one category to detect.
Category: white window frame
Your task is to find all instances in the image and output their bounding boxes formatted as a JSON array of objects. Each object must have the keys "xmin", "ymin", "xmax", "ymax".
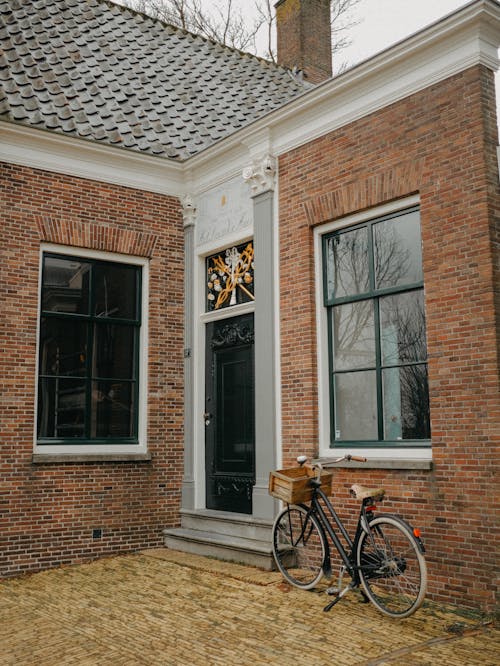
[
  {"xmin": 314, "ymin": 195, "xmax": 432, "ymax": 462},
  {"xmin": 33, "ymin": 243, "xmax": 149, "ymax": 457}
]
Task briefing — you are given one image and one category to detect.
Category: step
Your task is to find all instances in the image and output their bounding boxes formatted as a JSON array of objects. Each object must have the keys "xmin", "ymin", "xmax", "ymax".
[
  {"xmin": 180, "ymin": 508, "xmax": 274, "ymax": 542},
  {"xmin": 163, "ymin": 527, "xmax": 275, "ymax": 570}
]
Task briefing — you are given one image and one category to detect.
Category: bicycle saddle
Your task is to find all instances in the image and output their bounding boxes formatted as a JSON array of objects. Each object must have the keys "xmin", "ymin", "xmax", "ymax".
[{"xmin": 350, "ymin": 484, "xmax": 385, "ymax": 501}]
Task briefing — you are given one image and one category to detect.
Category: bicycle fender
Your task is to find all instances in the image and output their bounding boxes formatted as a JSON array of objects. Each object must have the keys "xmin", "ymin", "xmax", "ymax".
[{"xmin": 372, "ymin": 513, "xmax": 426, "ymax": 554}]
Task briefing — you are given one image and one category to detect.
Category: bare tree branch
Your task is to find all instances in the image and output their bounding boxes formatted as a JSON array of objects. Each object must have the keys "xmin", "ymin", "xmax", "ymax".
[
  {"xmin": 120, "ymin": 0, "xmax": 361, "ymax": 66},
  {"xmin": 255, "ymin": 0, "xmax": 276, "ymax": 63}
]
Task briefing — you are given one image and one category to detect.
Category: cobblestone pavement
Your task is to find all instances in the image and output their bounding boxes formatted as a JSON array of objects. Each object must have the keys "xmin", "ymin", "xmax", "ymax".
[{"xmin": 0, "ymin": 549, "xmax": 498, "ymax": 665}]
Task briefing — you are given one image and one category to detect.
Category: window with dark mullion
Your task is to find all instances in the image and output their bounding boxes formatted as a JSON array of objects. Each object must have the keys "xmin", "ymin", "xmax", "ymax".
[
  {"xmin": 323, "ymin": 207, "xmax": 430, "ymax": 446},
  {"xmin": 37, "ymin": 253, "xmax": 141, "ymax": 444}
]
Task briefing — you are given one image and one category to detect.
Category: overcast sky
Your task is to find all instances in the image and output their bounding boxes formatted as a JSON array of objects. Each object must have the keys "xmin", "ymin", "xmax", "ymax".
[
  {"xmin": 337, "ymin": 0, "xmax": 499, "ymax": 123},
  {"xmin": 198, "ymin": 0, "xmax": 473, "ymax": 65},
  {"xmin": 340, "ymin": 0, "xmax": 469, "ymax": 64},
  {"xmin": 119, "ymin": 0, "xmax": 499, "ymax": 123},
  {"xmin": 209, "ymin": 0, "xmax": 498, "ymax": 108},
  {"xmin": 312, "ymin": 0, "xmax": 498, "ymax": 125},
  {"xmin": 345, "ymin": 0, "xmax": 469, "ymax": 56}
]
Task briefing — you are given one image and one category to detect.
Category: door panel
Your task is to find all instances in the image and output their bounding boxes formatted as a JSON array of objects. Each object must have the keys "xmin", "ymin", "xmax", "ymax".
[{"xmin": 205, "ymin": 314, "xmax": 255, "ymax": 514}]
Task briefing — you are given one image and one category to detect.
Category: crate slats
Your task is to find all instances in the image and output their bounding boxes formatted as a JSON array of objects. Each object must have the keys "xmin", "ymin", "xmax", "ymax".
[{"xmin": 268, "ymin": 467, "xmax": 333, "ymax": 503}]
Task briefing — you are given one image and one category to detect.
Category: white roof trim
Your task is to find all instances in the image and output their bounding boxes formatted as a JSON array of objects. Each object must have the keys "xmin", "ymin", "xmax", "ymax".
[
  {"xmin": 189, "ymin": 0, "xmax": 500, "ymax": 183},
  {"xmin": 1, "ymin": 0, "xmax": 499, "ymax": 195},
  {"xmin": 0, "ymin": 122, "xmax": 186, "ymax": 197}
]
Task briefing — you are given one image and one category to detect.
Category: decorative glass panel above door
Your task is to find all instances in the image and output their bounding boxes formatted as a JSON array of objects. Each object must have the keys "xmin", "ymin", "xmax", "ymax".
[{"xmin": 206, "ymin": 242, "xmax": 254, "ymax": 311}]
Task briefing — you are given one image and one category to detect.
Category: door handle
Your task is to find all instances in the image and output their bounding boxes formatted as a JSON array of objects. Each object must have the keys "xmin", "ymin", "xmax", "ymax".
[{"xmin": 204, "ymin": 412, "xmax": 212, "ymax": 426}]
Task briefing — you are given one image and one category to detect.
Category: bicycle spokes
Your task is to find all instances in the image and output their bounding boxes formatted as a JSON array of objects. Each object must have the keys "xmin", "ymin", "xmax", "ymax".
[
  {"xmin": 357, "ymin": 516, "xmax": 427, "ymax": 618},
  {"xmin": 272, "ymin": 506, "xmax": 326, "ymax": 590}
]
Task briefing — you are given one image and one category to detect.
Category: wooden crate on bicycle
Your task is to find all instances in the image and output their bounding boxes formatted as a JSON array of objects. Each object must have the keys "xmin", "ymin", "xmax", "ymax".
[{"xmin": 268, "ymin": 466, "xmax": 333, "ymax": 503}]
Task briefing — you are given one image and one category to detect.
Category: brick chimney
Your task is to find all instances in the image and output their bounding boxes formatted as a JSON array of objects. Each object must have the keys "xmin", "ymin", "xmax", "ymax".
[{"xmin": 275, "ymin": 0, "xmax": 332, "ymax": 84}]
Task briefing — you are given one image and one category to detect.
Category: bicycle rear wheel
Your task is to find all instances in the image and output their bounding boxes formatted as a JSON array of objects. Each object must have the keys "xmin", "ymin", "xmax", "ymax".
[
  {"xmin": 357, "ymin": 515, "xmax": 427, "ymax": 618},
  {"xmin": 272, "ymin": 504, "xmax": 326, "ymax": 590}
]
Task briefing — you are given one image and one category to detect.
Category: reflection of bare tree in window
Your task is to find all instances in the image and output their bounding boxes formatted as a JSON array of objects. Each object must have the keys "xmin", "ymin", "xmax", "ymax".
[
  {"xmin": 331, "ymin": 226, "xmax": 410, "ymax": 367},
  {"xmin": 334, "ymin": 301, "xmax": 374, "ymax": 369},
  {"xmin": 381, "ymin": 293, "xmax": 429, "ymax": 439},
  {"xmin": 400, "ymin": 365, "xmax": 430, "ymax": 439},
  {"xmin": 375, "ymin": 213, "xmax": 423, "ymax": 288},
  {"xmin": 393, "ymin": 294, "xmax": 428, "ymax": 438},
  {"xmin": 396, "ymin": 295, "xmax": 426, "ymax": 362},
  {"xmin": 328, "ymin": 229, "xmax": 369, "ymax": 298},
  {"xmin": 381, "ymin": 292, "xmax": 426, "ymax": 365},
  {"xmin": 329, "ymin": 229, "xmax": 370, "ymax": 368},
  {"xmin": 327, "ymin": 212, "xmax": 429, "ymax": 441},
  {"xmin": 374, "ymin": 224, "xmax": 412, "ymax": 289}
]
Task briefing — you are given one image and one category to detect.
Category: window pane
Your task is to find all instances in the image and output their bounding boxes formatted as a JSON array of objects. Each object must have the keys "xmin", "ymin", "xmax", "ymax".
[
  {"xmin": 94, "ymin": 263, "xmax": 139, "ymax": 320},
  {"xmin": 332, "ymin": 301, "xmax": 375, "ymax": 370},
  {"xmin": 326, "ymin": 227, "xmax": 369, "ymax": 300},
  {"xmin": 380, "ymin": 291, "xmax": 427, "ymax": 365},
  {"xmin": 383, "ymin": 364, "xmax": 430, "ymax": 440},
  {"xmin": 38, "ymin": 377, "xmax": 86, "ymax": 438},
  {"xmin": 42, "ymin": 256, "xmax": 90, "ymax": 314},
  {"xmin": 93, "ymin": 324, "xmax": 136, "ymax": 379},
  {"xmin": 373, "ymin": 210, "xmax": 423, "ymax": 289},
  {"xmin": 39, "ymin": 318, "xmax": 88, "ymax": 376},
  {"xmin": 334, "ymin": 371, "xmax": 377, "ymax": 440},
  {"xmin": 92, "ymin": 381, "xmax": 135, "ymax": 438}
]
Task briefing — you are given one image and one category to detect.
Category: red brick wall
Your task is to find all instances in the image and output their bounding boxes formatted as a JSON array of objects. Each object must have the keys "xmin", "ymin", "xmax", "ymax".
[
  {"xmin": 278, "ymin": 65, "xmax": 500, "ymax": 612},
  {"xmin": 0, "ymin": 164, "xmax": 184, "ymax": 576}
]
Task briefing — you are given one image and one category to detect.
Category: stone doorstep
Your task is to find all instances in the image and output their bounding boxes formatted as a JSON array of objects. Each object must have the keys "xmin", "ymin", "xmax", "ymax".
[
  {"xmin": 163, "ymin": 526, "xmax": 275, "ymax": 571},
  {"xmin": 179, "ymin": 508, "xmax": 274, "ymax": 541},
  {"xmin": 164, "ymin": 508, "xmax": 276, "ymax": 570}
]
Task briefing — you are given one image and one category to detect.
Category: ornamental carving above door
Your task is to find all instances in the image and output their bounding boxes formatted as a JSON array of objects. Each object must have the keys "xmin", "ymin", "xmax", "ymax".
[{"xmin": 206, "ymin": 242, "xmax": 254, "ymax": 311}]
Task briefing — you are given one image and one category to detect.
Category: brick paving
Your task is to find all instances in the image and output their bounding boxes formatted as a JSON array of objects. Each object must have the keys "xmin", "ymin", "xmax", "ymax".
[{"xmin": 0, "ymin": 548, "xmax": 498, "ymax": 665}]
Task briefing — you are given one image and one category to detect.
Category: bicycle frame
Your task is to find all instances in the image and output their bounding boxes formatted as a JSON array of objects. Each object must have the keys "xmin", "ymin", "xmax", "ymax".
[
  {"xmin": 272, "ymin": 456, "xmax": 428, "ymax": 616},
  {"xmin": 307, "ymin": 483, "xmax": 376, "ymax": 587}
]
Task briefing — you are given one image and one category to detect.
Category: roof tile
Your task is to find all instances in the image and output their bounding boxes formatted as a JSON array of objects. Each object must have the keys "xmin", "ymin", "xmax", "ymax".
[{"xmin": 1, "ymin": 0, "xmax": 310, "ymax": 160}]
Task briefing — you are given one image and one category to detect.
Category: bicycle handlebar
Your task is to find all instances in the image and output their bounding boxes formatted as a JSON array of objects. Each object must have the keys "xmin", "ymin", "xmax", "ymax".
[{"xmin": 297, "ymin": 454, "xmax": 367, "ymax": 466}]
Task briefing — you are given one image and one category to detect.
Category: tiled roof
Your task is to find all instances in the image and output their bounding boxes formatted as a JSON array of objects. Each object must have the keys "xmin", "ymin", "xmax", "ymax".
[{"xmin": 0, "ymin": 0, "xmax": 309, "ymax": 161}]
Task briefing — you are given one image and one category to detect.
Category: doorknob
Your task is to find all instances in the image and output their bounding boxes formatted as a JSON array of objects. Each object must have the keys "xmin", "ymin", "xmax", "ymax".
[{"xmin": 204, "ymin": 412, "xmax": 212, "ymax": 426}]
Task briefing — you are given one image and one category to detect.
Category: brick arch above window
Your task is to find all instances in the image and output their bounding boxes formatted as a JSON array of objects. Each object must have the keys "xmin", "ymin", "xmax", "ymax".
[
  {"xmin": 36, "ymin": 218, "xmax": 158, "ymax": 258},
  {"xmin": 302, "ymin": 160, "xmax": 425, "ymax": 228}
]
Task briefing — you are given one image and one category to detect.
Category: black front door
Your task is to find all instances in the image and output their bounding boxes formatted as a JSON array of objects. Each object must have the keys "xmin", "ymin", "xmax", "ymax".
[{"xmin": 205, "ymin": 313, "xmax": 255, "ymax": 514}]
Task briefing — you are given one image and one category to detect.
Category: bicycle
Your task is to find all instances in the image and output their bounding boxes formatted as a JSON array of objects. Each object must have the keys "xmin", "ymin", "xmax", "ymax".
[{"xmin": 269, "ymin": 455, "xmax": 427, "ymax": 618}]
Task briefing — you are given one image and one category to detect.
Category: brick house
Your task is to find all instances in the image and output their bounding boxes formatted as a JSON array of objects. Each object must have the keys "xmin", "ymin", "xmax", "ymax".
[{"xmin": 1, "ymin": 0, "xmax": 499, "ymax": 613}]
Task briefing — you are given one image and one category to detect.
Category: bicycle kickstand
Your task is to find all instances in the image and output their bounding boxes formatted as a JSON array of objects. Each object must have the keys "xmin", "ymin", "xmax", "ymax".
[
  {"xmin": 323, "ymin": 581, "xmax": 356, "ymax": 612},
  {"xmin": 324, "ymin": 566, "xmax": 355, "ymax": 612}
]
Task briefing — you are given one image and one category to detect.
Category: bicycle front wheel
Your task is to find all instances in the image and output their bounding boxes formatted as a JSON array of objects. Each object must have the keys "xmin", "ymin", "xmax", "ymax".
[
  {"xmin": 272, "ymin": 504, "xmax": 326, "ymax": 590},
  {"xmin": 357, "ymin": 515, "xmax": 427, "ymax": 618}
]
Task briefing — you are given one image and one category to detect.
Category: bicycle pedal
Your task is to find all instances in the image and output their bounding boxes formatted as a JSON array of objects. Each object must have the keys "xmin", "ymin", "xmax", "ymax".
[{"xmin": 326, "ymin": 586, "xmax": 339, "ymax": 596}]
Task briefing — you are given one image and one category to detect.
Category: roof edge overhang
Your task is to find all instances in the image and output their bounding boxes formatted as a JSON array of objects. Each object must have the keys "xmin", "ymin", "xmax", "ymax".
[
  {"xmin": 1, "ymin": 0, "xmax": 499, "ymax": 196},
  {"xmin": 188, "ymin": 0, "xmax": 500, "ymax": 192},
  {"xmin": 0, "ymin": 120, "xmax": 186, "ymax": 197}
]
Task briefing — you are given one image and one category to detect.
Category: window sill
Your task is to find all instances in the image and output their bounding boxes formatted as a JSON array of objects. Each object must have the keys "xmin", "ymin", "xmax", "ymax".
[
  {"xmin": 32, "ymin": 453, "xmax": 152, "ymax": 464},
  {"xmin": 316, "ymin": 457, "xmax": 432, "ymax": 471}
]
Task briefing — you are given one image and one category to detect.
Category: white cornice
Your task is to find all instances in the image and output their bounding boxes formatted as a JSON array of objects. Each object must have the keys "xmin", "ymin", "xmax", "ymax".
[
  {"xmin": 188, "ymin": 0, "xmax": 500, "ymax": 172},
  {"xmin": 1, "ymin": 1, "xmax": 499, "ymax": 197},
  {"xmin": 0, "ymin": 122, "xmax": 185, "ymax": 197}
]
